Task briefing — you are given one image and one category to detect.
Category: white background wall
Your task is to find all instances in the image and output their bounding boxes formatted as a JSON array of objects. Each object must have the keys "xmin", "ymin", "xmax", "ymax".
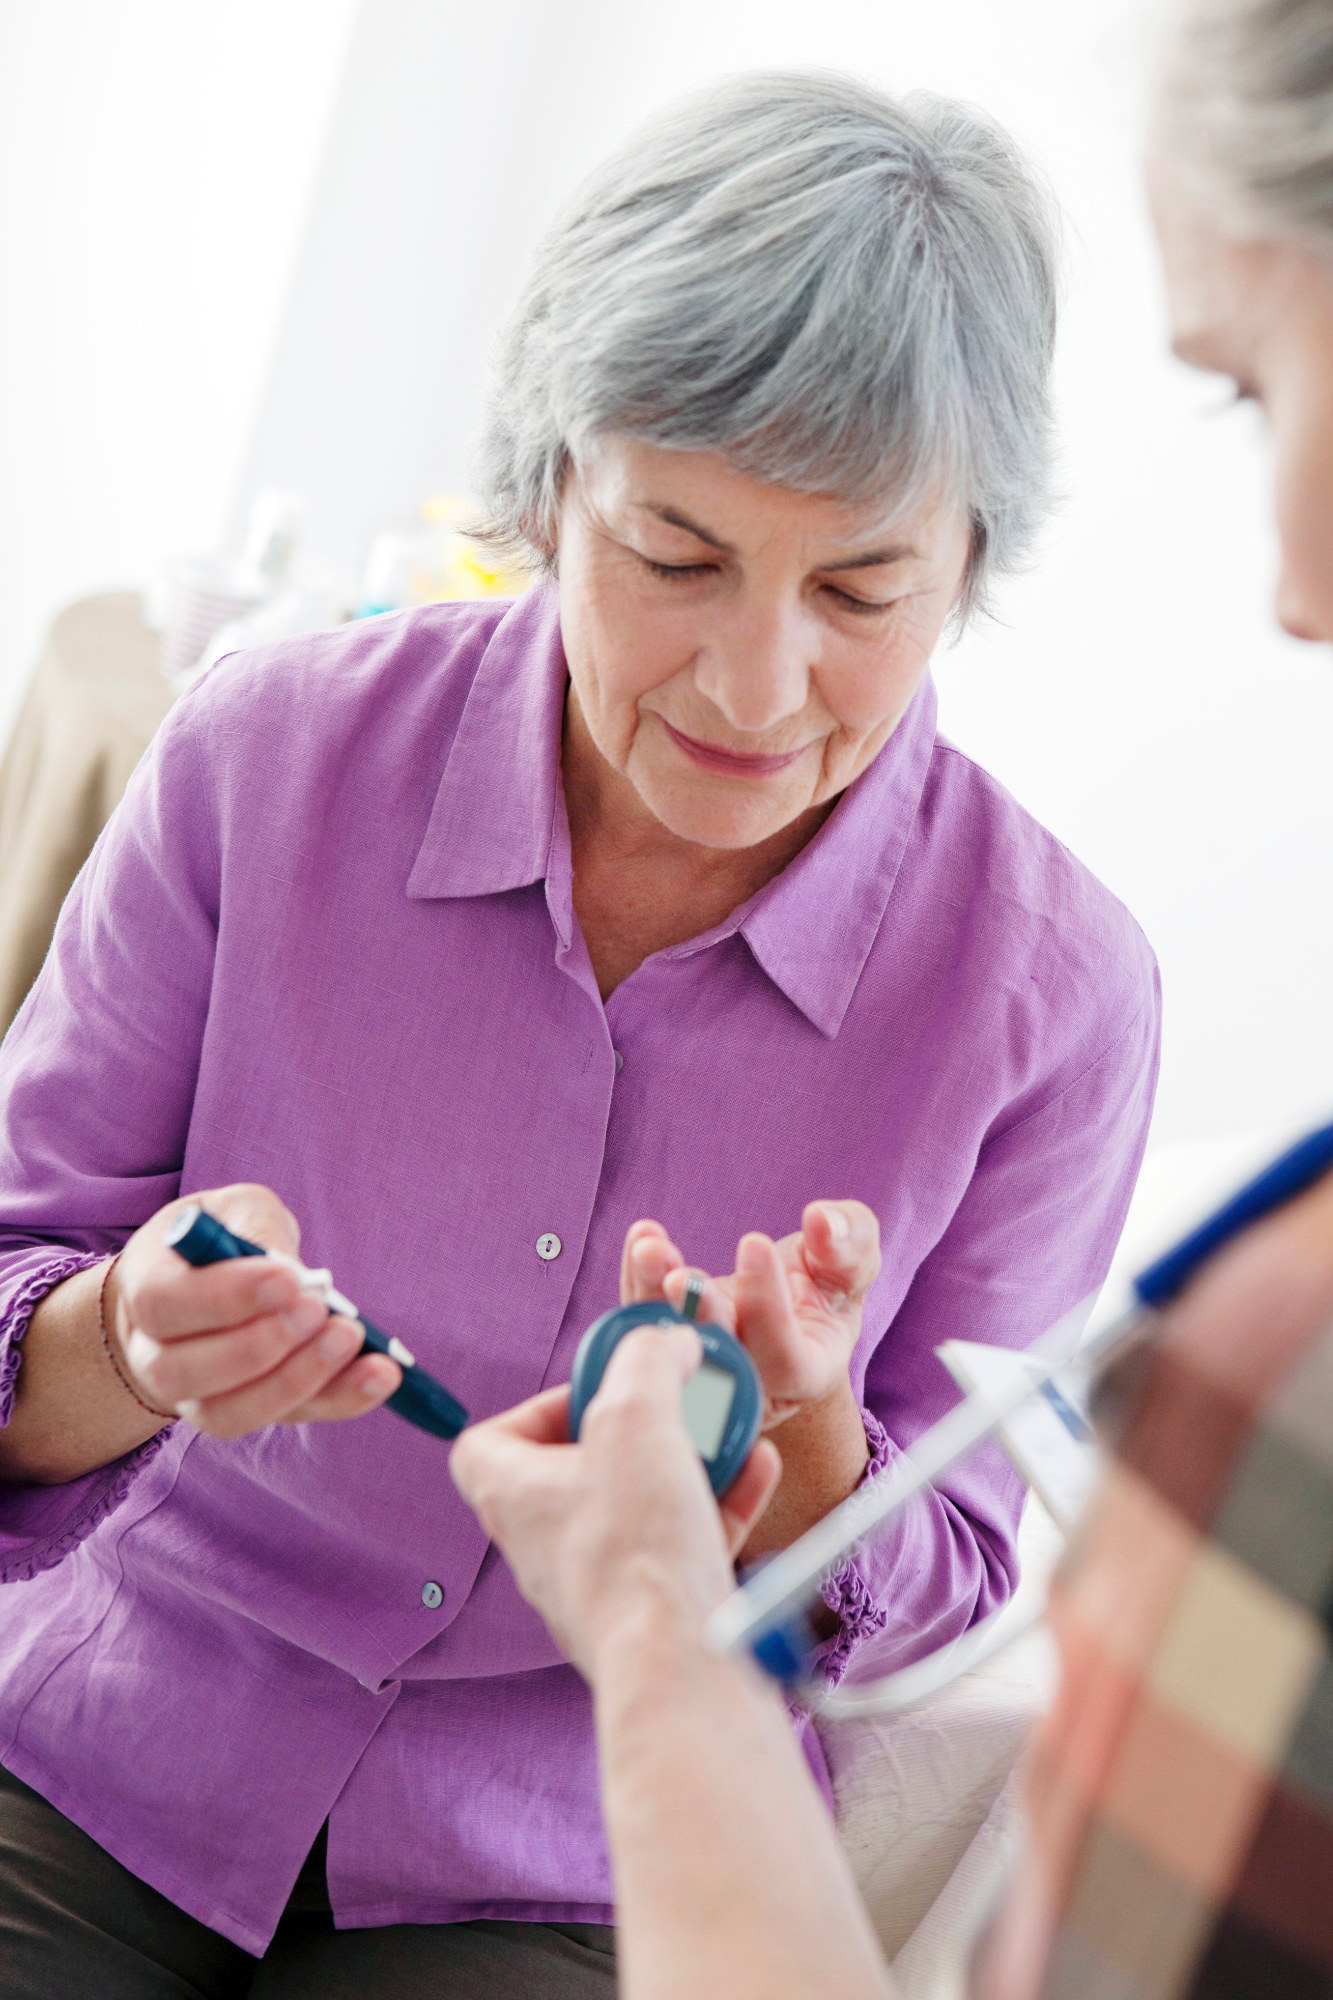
[
  {"xmin": 0, "ymin": 0, "xmax": 359, "ymax": 727},
  {"xmin": 2, "ymin": 0, "xmax": 1331, "ymax": 1154}
]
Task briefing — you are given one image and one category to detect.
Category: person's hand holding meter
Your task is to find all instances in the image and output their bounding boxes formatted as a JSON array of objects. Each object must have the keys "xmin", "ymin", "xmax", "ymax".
[{"xmin": 450, "ymin": 1327, "xmax": 782, "ymax": 1681}]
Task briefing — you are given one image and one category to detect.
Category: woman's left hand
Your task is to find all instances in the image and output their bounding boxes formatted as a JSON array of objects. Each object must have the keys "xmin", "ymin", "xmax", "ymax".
[{"xmin": 620, "ymin": 1201, "xmax": 881, "ymax": 1431}]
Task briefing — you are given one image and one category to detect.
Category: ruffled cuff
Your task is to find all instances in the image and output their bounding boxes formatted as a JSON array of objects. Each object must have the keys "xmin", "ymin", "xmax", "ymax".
[
  {"xmin": 1, "ymin": 1248, "xmax": 176, "ymax": 1585},
  {"xmin": 0, "ymin": 1249, "xmax": 107, "ymax": 1425},
  {"xmin": 1, "ymin": 1428, "xmax": 176, "ymax": 1584},
  {"xmin": 808, "ymin": 1405, "xmax": 895, "ymax": 1687}
]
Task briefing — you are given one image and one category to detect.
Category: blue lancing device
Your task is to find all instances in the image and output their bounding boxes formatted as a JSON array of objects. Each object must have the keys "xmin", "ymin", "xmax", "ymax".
[
  {"xmin": 568, "ymin": 1290, "xmax": 764, "ymax": 1497},
  {"xmin": 163, "ymin": 1205, "xmax": 469, "ymax": 1441}
]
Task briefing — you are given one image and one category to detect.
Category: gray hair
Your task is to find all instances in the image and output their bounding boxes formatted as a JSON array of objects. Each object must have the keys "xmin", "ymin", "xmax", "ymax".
[
  {"xmin": 1160, "ymin": 0, "xmax": 1333, "ymax": 240},
  {"xmin": 476, "ymin": 71, "xmax": 1060, "ymax": 621}
]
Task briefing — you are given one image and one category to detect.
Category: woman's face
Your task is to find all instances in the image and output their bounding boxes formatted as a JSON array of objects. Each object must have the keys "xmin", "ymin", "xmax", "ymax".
[
  {"xmin": 1150, "ymin": 152, "xmax": 1333, "ymax": 644},
  {"xmin": 553, "ymin": 435, "xmax": 971, "ymax": 851}
]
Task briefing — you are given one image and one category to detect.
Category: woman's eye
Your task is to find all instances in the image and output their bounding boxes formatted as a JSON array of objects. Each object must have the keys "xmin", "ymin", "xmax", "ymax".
[
  {"xmin": 826, "ymin": 585, "xmax": 891, "ymax": 615},
  {"xmin": 642, "ymin": 557, "xmax": 714, "ymax": 581}
]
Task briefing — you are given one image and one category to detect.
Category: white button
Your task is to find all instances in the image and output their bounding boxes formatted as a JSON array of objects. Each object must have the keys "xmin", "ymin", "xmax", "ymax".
[
  {"xmin": 421, "ymin": 1580, "xmax": 443, "ymax": 1609},
  {"xmin": 536, "ymin": 1233, "xmax": 562, "ymax": 1262},
  {"xmin": 614, "ymin": 1050, "xmax": 624, "ymax": 1072}
]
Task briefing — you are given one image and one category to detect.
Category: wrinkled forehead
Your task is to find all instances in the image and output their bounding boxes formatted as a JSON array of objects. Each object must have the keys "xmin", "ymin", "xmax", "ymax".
[{"xmin": 573, "ymin": 431, "xmax": 963, "ymax": 553}]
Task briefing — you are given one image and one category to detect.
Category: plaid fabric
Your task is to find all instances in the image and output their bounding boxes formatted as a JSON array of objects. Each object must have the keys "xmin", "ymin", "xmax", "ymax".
[{"xmin": 980, "ymin": 1203, "xmax": 1333, "ymax": 2000}]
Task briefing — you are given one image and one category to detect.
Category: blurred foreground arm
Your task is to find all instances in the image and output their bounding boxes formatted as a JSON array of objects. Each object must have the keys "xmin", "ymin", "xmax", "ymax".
[
  {"xmin": 980, "ymin": 1166, "xmax": 1333, "ymax": 1999},
  {"xmin": 451, "ymin": 1329, "xmax": 894, "ymax": 2000}
]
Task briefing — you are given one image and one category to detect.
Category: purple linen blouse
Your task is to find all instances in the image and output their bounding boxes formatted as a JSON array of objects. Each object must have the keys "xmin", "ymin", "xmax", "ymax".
[{"xmin": 0, "ymin": 583, "xmax": 1159, "ymax": 1950}]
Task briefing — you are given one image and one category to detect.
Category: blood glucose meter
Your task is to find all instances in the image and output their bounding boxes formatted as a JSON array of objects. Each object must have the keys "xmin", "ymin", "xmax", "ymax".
[{"xmin": 568, "ymin": 1280, "xmax": 764, "ymax": 1497}]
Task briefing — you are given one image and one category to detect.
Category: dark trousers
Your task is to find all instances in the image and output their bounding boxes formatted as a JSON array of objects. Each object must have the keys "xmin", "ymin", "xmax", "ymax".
[{"xmin": 0, "ymin": 1764, "xmax": 616, "ymax": 1999}]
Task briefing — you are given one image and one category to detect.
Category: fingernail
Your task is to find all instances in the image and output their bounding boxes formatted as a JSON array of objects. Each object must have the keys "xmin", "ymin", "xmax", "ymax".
[
  {"xmin": 737, "ymin": 1235, "xmax": 767, "ymax": 1275},
  {"xmin": 318, "ymin": 1320, "xmax": 360, "ymax": 1364},
  {"xmin": 257, "ymin": 1273, "xmax": 295, "ymax": 1310},
  {"xmin": 280, "ymin": 1298, "xmax": 325, "ymax": 1341},
  {"xmin": 822, "ymin": 1206, "xmax": 851, "ymax": 1241}
]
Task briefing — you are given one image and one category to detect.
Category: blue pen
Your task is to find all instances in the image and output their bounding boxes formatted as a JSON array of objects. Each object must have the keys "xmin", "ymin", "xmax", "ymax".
[
  {"xmin": 163, "ymin": 1204, "xmax": 469, "ymax": 1441},
  {"xmin": 710, "ymin": 1119, "xmax": 1333, "ymax": 1677}
]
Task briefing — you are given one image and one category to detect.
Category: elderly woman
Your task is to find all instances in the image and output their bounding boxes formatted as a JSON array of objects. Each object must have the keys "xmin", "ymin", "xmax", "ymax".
[
  {"xmin": 450, "ymin": 15, "xmax": 1333, "ymax": 2000},
  {"xmin": 0, "ymin": 71, "xmax": 1157, "ymax": 1998}
]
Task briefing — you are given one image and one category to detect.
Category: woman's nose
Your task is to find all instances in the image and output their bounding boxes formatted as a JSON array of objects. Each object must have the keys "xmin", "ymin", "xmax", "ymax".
[{"xmin": 692, "ymin": 598, "xmax": 817, "ymax": 733}]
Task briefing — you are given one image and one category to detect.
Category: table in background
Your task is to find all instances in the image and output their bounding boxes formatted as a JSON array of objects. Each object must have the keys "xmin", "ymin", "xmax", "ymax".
[{"xmin": 0, "ymin": 594, "xmax": 170, "ymax": 1036}]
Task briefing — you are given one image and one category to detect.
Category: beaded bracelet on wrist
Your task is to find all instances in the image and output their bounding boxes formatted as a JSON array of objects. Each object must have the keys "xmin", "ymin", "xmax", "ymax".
[{"xmin": 99, "ymin": 1256, "xmax": 175, "ymax": 1421}]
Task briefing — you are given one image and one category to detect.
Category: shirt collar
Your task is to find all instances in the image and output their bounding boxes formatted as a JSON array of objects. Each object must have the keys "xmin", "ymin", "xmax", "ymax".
[
  {"xmin": 659, "ymin": 678, "xmax": 939, "ymax": 1038},
  {"xmin": 408, "ymin": 578, "xmax": 939, "ymax": 1039},
  {"xmin": 407, "ymin": 582, "xmax": 568, "ymax": 903}
]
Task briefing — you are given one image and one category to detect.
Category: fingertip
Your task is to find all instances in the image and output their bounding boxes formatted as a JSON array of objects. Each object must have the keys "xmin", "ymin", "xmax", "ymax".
[
  {"xmin": 720, "ymin": 1436, "xmax": 782, "ymax": 1550},
  {"xmin": 818, "ymin": 1202, "xmax": 851, "ymax": 1243},
  {"xmin": 661, "ymin": 1265, "xmax": 733, "ymax": 1330},
  {"xmin": 801, "ymin": 1200, "xmax": 850, "ymax": 1253},
  {"xmin": 747, "ymin": 1437, "xmax": 782, "ymax": 1509},
  {"xmin": 755, "ymin": 1434, "xmax": 782, "ymax": 1476},
  {"xmin": 631, "ymin": 1232, "xmax": 681, "ymax": 1268},
  {"xmin": 606, "ymin": 1320, "xmax": 701, "ymax": 1394},
  {"xmin": 657, "ymin": 1320, "xmax": 705, "ymax": 1372},
  {"xmin": 625, "ymin": 1227, "xmax": 683, "ymax": 1305},
  {"xmin": 736, "ymin": 1232, "xmax": 774, "ymax": 1278},
  {"xmin": 356, "ymin": 1356, "xmax": 400, "ymax": 1404},
  {"xmin": 803, "ymin": 1202, "xmax": 878, "ymax": 1284},
  {"xmin": 448, "ymin": 1427, "xmax": 483, "ymax": 1505}
]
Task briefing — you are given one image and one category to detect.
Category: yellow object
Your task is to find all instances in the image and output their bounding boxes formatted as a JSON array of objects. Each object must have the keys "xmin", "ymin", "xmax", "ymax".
[{"xmin": 412, "ymin": 494, "xmax": 531, "ymax": 602}]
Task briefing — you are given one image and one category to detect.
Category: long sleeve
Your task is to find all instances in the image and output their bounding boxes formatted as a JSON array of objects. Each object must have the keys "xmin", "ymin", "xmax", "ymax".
[{"xmin": 0, "ymin": 687, "xmax": 219, "ymax": 1578}]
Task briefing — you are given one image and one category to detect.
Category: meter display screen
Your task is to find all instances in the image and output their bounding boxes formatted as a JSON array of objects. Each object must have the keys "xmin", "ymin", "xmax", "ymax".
[{"xmin": 680, "ymin": 1360, "xmax": 737, "ymax": 1459}]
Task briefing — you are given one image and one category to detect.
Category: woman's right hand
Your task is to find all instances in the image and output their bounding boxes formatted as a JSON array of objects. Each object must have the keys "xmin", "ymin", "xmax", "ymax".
[{"xmin": 106, "ymin": 1184, "xmax": 401, "ymax": 1438}]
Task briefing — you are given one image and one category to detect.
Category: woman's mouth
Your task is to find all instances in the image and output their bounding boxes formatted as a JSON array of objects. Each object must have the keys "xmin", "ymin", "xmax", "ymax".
[{"xmin": 659, "ymin": 718, "xmax": 810, "ymax": 778}]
